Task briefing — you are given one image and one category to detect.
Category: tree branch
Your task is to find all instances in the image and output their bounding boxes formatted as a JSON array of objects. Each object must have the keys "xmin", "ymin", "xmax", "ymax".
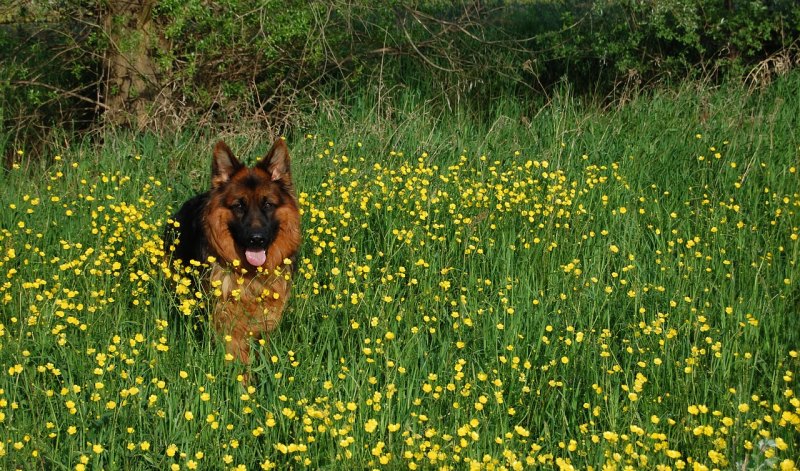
[{"xmin": 11, "ymin": 79, "xmax": 111, "ymax": 110}]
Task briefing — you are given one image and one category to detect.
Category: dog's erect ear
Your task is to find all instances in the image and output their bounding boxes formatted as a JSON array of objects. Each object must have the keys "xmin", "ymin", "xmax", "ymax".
[
  {"xmin": 257, "ymin": 139, "xmax": 291, "ymax": 183},
  {"xmin": 212, "ymin": 141, "xmax": 243, "ymax": 188}
]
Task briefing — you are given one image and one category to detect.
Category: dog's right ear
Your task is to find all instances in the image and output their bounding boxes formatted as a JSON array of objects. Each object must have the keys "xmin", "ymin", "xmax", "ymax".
[
  {"xmin": 212, "ymin": 141, "xmax": 243, "ymax": 188},
  {"xmin": 256, "ymin": 139, "xmax": 292, "ymax": 184}
]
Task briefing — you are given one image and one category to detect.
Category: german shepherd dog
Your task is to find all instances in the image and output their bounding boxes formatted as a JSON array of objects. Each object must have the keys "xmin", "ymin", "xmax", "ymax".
[{"xmin": 165, "ymin": 140, "xmax": 301, "ymax": 370}]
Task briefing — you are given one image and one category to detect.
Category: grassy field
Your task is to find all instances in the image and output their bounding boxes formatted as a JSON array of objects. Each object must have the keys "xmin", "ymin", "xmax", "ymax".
[{"xmin": 1, "ymin": 75, "xmax": 799, "ymax": 470}]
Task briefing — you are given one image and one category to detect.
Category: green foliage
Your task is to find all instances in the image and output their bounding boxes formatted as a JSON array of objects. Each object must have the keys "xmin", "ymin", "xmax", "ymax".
[
  {"xmin": 531, "ymin": 0, "xmax": 800, "ymax": 91},
  {"xmin": 0, "ymin": 12, "xmax": 97, "ymax": 160},
  {"xmin": 153, "ymin": 0, "xmax": 316, "ymax": 108},
  {"xmin": 1, "ymin": 0, "xmax": 798, "ymax": 151}
]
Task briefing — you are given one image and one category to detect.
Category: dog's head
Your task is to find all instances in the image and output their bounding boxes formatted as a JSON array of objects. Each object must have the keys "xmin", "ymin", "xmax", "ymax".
[{"xmin": 204, "ymin": 140, "xmax": 300, "ymax": 271}]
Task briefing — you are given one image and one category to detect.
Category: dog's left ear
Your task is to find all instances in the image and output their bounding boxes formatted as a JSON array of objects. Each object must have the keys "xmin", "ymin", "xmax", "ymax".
[
  {"xmin": 212, "ymin": 141, "xmax": 244, "ymax": 188},
  {"xmin": 257, "ymin": 139, "xmax": 291, "ymax": 183}
]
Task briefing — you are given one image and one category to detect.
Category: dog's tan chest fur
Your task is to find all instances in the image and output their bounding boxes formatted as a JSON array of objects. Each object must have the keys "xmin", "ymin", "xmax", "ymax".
[{"xmin": 209, "ymin": 264, "xmax": 291, "ymax": 364}]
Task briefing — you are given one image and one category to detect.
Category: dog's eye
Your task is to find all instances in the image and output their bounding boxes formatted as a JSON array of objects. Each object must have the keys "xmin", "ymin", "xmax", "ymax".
[
  {"xmin": 262, "ymin": 200, "xmax": 273, "ymax": 211},
  {"xmin": 230, "ymin": 200, "xmax": 245, "ymax": 212}
]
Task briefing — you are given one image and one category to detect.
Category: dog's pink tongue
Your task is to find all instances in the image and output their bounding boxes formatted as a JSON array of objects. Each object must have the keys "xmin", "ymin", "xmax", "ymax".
[{"xmin": 245, "ymin": 249, "xmax": 267, "ymax": 267}]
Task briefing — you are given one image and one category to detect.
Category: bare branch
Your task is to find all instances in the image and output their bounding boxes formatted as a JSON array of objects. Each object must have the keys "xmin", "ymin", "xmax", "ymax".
[{"xmin": 11, "ymin": 79, "xmax": 112, "ymax": 110}]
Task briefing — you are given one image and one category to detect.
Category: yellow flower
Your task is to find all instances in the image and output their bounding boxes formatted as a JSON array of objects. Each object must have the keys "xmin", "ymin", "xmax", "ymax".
[
  {"xmin": 364, "ymin": 418, "xmax": 378, "ymax": 433},
  {"xmin": 166, "ymin": 444, "xmax": 178, "ymax": 457},
  {"xmin": 665, "ymin": 449, "xmax": 681, "ymax": 459},
  {"xmin": 779, "ymin": 459, "xmax": 796, "ymax": 471},
  {"xmin": 602, "ymin": 431, "xmax": 618, "ymax": 443}
]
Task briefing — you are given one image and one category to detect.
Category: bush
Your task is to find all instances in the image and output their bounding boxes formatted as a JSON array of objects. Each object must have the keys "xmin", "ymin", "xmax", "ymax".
[
  {"xmin": 1, "ymin": 0, "xmax": 798, "ymax": 158},
  {"xmin": 0, "ymin": 9, "xmax": 98, "ymax": 161},
  {"xmin": 530, "ymin": 0, "xmax": 800, "ymax": 94}
]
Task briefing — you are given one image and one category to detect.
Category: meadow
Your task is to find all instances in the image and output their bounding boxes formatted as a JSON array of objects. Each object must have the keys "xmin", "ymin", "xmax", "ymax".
[{"xmin": 0, "ymin": 75, "xmax": 799, "ymax": 470}]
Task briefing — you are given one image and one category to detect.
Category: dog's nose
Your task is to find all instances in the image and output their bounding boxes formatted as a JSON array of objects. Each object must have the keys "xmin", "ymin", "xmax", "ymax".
[{"xmin": 248, "ymin": 234, "xmax": 267, "ymax": 247}]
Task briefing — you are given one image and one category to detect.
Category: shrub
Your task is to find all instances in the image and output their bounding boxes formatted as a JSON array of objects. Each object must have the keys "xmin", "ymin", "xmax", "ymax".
[
  {"xmin": 530, "ymin": 0, "xmax": 800, "ymax": 94},
  {"xmin": 1, "ymin": 0, "xmax": 798, "ymax": 156}
]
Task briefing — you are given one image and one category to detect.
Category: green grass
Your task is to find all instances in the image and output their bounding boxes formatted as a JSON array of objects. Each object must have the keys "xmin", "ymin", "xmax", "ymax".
[{"xmin": 1, "ymin": 75, "xmax": 799, "ymax": 470}]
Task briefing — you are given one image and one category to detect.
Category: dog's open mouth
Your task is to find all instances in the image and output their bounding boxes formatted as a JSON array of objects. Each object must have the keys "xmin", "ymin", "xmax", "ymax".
[{"xmin": 245, "ymin": 248, "xmax": 267, "ymax": 267}]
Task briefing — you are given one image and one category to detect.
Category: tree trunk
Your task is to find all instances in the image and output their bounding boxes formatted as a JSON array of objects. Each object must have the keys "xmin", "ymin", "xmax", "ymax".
[{"xmin": 102, "ymin": 0, "xmax": 165, "ymax": 129}]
